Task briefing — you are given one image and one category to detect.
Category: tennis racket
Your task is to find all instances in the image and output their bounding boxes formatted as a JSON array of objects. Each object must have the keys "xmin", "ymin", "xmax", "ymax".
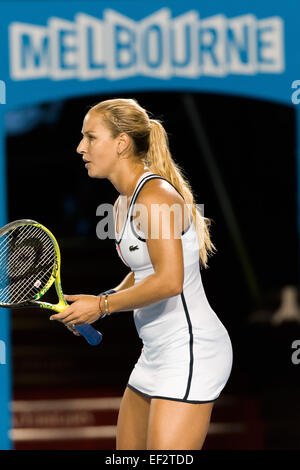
[{"xmin": 0, "ymin": 219, "xmax": 102, "ymax": 346}]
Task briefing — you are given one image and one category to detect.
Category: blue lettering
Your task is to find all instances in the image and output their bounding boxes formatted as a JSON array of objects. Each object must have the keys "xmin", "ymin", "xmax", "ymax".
[
  {"xmin": 87, "ymin": 27, "xmax": 105, "ymax": 70},
  {"xmin": 59, "ymin": 30, "xmax": 76, "ymax": 70},
  {"xmin": 21, "ymin": 34, "xmax": 48, "ymax": 69},
  {"xmin": 257, "ymin": 26, "xmax": 274, "ymax": 65},
  {"xmin": 114, "ymin": 25, "xmax": 136, "ymax": 69},
  {"xmin": 227, "ymin": 25, "xmax": 249, "ymax": 64},
  {"xmin": 199, "ymin": 28, "xmax": 218, "ymax": 66},
  {"xmin": 143, "ymin": 25, "xmax": 163, "ymax": 69},
  {"xmin": 171, "ymin": 25, "xmax": 191, "ymax": 68}
]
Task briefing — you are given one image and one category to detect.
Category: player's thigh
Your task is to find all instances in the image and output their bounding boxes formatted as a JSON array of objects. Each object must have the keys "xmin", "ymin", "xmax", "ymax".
[
  {"xmin": 116, "ymin": 386, "xmax": 151, "ymax": 450},
  {"xmin": 146, "ymin": 398, "xmax": 214, "ymax": 450}
]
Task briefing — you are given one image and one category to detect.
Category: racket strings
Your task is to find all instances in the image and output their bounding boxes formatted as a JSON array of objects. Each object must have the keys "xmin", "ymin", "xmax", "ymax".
[
  {"xmin": 0, "ymin": 226, "xmax": 46, "ymax": 302},
  {"xmin": 6, "ymin": 226, "xmax": 55, "ymax": 299},
  {"xmin": 0, "ymin": 224, "xmax": 57, "ymax": 305},
  {"xmin": 9, "ymin": 248, "xmax": 55, "ymax": 304},
  {"xmin": 2, "ymin": 226, "xmax": 53, "ymax": 280},
  {"xmin": 0, "ymin": 225, "xmax": 45, "ymax": 280},
  {"xmin": 0, "ymin": 226, "xmax": 50, "ymax": 277},
  {"xmin": 1, "ymin": 247, "xmax": 54, "ymax": 304},
  {"xmin": 0, "ymin": 226, "xmax": 54, "ymax": 303}
]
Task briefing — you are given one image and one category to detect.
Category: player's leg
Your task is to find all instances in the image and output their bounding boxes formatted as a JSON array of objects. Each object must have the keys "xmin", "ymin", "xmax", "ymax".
[
  {"xmin": 116, "ymin": 386, "xmax": 151, "ymax": 450},
  {"xmin": 146, "ymin": 398, "xmax": 214, "ymax": 450}
]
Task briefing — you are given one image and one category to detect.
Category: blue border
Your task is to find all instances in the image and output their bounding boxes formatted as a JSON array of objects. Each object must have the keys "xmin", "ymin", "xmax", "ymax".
[
  {"xmin": 0, "ymin": 109, "xmax": 11, "ymax": 450},
  {"xmin": 0, "ymin": 0, "xmax": 299, "ymax": 450}
]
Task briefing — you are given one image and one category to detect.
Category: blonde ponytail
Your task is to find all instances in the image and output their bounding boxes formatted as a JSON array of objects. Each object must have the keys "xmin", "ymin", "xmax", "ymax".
[
  {"xmin": 90, "ymin": 98, "xmax": 216, "ymax": 268},
  {"xmin": 145, "ymin": 119, "xmax": 217, "ymax": 269}
]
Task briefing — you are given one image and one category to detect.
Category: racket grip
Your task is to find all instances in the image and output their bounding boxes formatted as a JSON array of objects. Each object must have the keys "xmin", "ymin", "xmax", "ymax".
[
  {"xmin": 72, "ymin": 289, "xmax": 116, "ymax": 345},
  {"xmin": 74, "ymin": 324, "xmax": 102, "ymax": 346}
]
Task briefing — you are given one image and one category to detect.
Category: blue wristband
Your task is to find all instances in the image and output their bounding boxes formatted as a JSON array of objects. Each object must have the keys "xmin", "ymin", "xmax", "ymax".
[
  {"xmin": 98, "ymin": 289, "xmax": 116, "ymax": 296},
  {"xmin": 98, "ymin": 289, "xmax": 116, "ymax": 317}
]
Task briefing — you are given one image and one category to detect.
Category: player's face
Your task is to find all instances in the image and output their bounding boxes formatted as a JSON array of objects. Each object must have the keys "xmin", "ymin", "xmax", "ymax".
[{"xmin": 77, "ymin": 111, "xmax": 119, "ymax": 178}]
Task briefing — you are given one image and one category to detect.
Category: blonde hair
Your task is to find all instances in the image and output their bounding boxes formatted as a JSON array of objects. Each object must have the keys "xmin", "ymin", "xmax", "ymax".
[{"xmin": 90, "ymin": 98, "xmax": 217, "ymax": 268}]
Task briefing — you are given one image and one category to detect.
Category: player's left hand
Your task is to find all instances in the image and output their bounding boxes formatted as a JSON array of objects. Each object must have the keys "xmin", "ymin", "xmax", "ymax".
[{"xmin": 49, "ymin": 294, "xmax": 102, "ymax": 325}]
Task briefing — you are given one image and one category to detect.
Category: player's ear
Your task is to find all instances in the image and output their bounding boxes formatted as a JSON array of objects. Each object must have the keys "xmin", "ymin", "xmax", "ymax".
[{"xmin": 117, "ymin": 132, "xmax": 131, "ymax": 156}]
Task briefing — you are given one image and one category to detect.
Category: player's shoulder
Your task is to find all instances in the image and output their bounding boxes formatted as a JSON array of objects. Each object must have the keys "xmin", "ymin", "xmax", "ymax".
[{"xmin": 137, "ymin": 177, "xmax": 184, "ymax": 207}]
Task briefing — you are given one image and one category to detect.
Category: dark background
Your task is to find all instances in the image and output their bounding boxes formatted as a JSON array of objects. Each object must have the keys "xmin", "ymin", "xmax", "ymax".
[{"xmin": 5, "ymin": 92, "xmax": 300, "ymax": 449}]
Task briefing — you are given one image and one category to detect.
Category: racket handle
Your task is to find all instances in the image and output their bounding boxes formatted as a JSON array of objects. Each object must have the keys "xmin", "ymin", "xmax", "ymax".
[
  {"xmin": 72, "ymin": 289, "xmax": 116, "ymax": 345},
  {"xmin": 74, "ymin": 324, "xmax": 102, "ymax": 346}
]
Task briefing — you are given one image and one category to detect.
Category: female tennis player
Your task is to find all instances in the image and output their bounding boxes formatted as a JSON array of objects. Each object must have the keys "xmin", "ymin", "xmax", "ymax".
[{"xmin": 50, "ymin": 98, "xmax": 233, "ymax": 450}]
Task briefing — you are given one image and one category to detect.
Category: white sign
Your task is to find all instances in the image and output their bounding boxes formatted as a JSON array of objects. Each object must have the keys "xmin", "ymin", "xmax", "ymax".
[{"xmin": 9, "ymin": 8, "xmax": 285, "ymax": 81}]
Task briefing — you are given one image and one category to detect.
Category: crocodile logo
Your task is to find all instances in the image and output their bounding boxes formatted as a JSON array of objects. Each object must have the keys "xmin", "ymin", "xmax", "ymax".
[{"xmin": 129, "ymin": 245, "xmax": 139, "ymax": 251}]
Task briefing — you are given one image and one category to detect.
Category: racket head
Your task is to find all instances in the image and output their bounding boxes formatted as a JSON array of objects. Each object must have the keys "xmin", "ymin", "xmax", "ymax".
[{"xmin": 0, "ymin": 219, "xmax": 60, "ymax": 308}]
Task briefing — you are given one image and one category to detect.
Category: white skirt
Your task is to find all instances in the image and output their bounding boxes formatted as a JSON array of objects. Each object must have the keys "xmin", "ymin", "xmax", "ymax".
[{"xmin": 127, "ymin": 325, "xmax": 233, "ymax": 403}]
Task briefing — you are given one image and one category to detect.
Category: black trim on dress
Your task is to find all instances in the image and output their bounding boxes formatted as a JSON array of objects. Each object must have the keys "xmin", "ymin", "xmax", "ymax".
[
  {"xmin": 127, "ymin": 174, "xmax": 192, "ymax": 242},
  {"xmin": 127, "ymin": 291, "xmax": 200, "ymax": 404},
  {"xmin": 115, "ymin": 173, "xmax": 155, "ymax": 246},
  {"xmin": 180, "ymin": 291, "xmax": 194, "ymax": 401},
  {"xmin": 126, "ymin": 383, "xmax": 218, "ymax": 404}
]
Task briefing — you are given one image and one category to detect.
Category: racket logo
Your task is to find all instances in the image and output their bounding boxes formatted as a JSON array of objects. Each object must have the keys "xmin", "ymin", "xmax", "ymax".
[{"xmin": 8, "ymin": 236, "xmax": 53, "ymax": 285}]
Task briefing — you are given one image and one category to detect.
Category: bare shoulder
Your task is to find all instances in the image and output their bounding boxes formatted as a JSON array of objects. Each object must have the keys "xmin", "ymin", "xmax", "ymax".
[
  {"xmin": 136, "ymin": 178, "xmax": 184, "ymax": 207},
  {"xmin": 134, "ymin": 178, "xmax": 187, "ymax": 235}
]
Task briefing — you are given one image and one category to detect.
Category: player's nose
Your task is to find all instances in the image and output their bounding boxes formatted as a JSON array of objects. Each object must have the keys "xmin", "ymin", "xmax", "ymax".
[{"xmin": 76, "ymin": 138, "xmax": 86, "ymax": 155}]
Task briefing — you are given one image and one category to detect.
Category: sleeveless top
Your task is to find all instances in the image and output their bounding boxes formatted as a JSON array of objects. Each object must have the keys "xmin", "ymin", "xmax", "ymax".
[
  {"xmin": 114, "ymin": 171, "xmax": 198, "ymax": 278},
  {"xmin": 114, "ymin": 171, "xmax": 227, "ymax": 346}
]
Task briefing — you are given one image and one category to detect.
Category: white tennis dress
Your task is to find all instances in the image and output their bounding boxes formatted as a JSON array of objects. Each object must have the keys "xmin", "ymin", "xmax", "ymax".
[{"xmin": 114, "ymin": 171, "xmax": 233, "ymax": 403}]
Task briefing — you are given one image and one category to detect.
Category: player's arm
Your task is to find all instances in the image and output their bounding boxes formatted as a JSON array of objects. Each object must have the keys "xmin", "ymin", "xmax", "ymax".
[
  {"xmin": 50, "ymin": 183, "xmax": 185, "ymax": 324},
  {"xmin": 113, "ymin": 271, "xmax": 135, "ymax": 292}
]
